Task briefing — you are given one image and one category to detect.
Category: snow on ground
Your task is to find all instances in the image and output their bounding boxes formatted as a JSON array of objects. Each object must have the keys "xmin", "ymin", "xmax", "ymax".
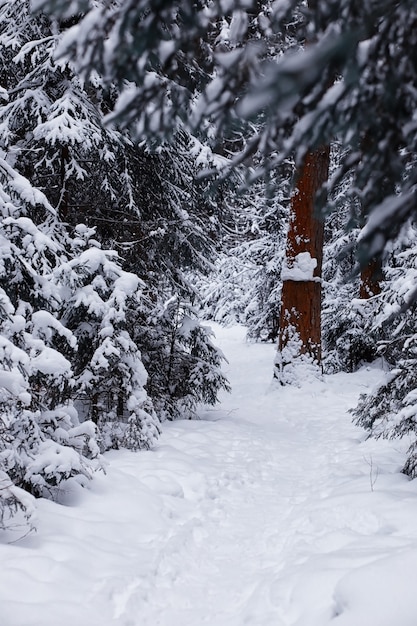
[{"xmin": 2, "ymin": 324, "xmax": 417, "ymax": 626}]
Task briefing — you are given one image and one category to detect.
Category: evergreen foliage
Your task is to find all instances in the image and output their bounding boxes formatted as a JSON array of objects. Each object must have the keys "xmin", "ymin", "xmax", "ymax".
[
  {"xmin": 0, "ymin": 0, "xmax": 231, "ymax": 529},
  {"xmin": 135, "ymin": 296, "xmax": 229, "ymax": 421},
  {"xmin": 321, "ymin": 164, "xmax": 380, "ymax": 373},
  {"xmin": 0, "ymin": 159, "xmax": 101, "ymax": 530},
  {"xmin": 199, "ymin": 170, "xmax": 289, "ymax": 342},
  {"xmin": 33, "ymin": 0, "xmax": 417, "ymax": 265},
  {"xmin": 55, "ymin": 224, "xmax": 161, "ymax": 451},
  {"xmin": 0, "ymin": 0, "xmax": 220, "ymax": 290},
  {"xmin": 352, "ymin": 222, "xmax": 417, "ymax": 477}
]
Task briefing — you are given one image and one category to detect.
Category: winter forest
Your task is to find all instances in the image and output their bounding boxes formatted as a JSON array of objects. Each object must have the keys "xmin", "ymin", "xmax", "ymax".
[{"xmin": 1, "ymin": 0, "xmax": 417, "ymax": 624}]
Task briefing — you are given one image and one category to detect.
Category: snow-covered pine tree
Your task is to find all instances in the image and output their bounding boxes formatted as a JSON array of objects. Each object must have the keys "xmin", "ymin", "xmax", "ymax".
[
  {"xmin": 0, "ymin": 0, "xmax": 134, "ymax": 227},
  {"xmin": 55, "ymin": 225, "xmax": 161, "ymax": 451},
  {"xmin": 0, "ymin": 282, "xmax": 37, "ymax": 530},
  {"xmin": 0, "ymin": 158, "xmax": 101, "ymax": 530},
  {"xmin": 134, "ymin": 295, "xmax": 229, "ymax": 421},
  {"xmin": 352, "ymin": 220, "xmax": 417, "ymax": 477},
  {"xmin": 109, "ymin": 131, "xmax": 221, "ymax": 294},
  {"xmin": 321, "ymin": 146, "xmax": 381, "ymax": 373},
  {"xmin": 0, "ymin": 0, "xmax": 222, "ymax": 286},
  {"xmin": 321, "ymin": 217, "xmax": 378, "ymax": 373},
  {"xmin": 96, "ymin": 132, "xmax": 231, "ymax": 423},
  {"xmin": 0, "ymin": 0, "xmax": 230, "ymax": 430}
]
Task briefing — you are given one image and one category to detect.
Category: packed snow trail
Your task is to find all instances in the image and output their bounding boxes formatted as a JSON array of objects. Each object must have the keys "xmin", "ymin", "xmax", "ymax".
[{"xmin": 2, "ymin": 325, "xmax": 417, "ymax": 626}]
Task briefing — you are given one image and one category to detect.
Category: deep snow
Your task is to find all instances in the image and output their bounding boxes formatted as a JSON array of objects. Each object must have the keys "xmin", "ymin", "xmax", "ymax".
[{"xmin": 2, "ymin": 324, "xmax": 417, "ymax": 626}]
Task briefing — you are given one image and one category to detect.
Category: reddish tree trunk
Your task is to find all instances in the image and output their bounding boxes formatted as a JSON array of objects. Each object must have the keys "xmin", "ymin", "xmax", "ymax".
[
  {"xmin": 278, "ymin": 146, "xmax": 330, "ymax": 368},
  {"xmin": 359, "ymin": 257, "xmax": 382, "ymax": 299}
]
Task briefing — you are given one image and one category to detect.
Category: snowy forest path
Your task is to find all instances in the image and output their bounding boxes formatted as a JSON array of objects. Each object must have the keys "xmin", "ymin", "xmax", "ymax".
[
  {"xmin": 85, "ymin": 325, "xmax": 412, "ymax": 626},
  {"xmin": 2, "ymin": 325, "xmax": 417, "ymax": 626}
]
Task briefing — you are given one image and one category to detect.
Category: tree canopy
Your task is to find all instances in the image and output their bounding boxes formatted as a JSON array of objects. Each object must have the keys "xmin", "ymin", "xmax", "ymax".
[{"xmin": 33, "ymin": 0, "xmax": 417, "ymax": 270}]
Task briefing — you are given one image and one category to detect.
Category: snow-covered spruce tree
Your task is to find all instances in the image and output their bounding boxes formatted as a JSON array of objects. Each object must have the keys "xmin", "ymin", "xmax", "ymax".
[
  {"xmin": 0, "ymin": 0, "xmax": 224, "ymax": 281},
  {"xmin": 0, "ymin": 0, "xmax": 229, "ymax": 427},
  {"xmin": 133, "ymin": 295, "xmax": 230, "ymax": 421},
  {"xmin": 0, "ymin": 0, "xmax": 134, "ymax": 228},
  {"xmin": 322, "ymin": 218, "xmax": 379, "ymax": 374},
  {"xmin": 95, "ymin": 132, "xmax": 230, "ymax": 422},
  {"xmin": 0, "ymin": 0, "xmax": 222, "ymax": 283},
  {"xmin": 55, "ymin": 225, "xmax": 161, "ymax": 451},
  {"xmin": 197, "ymin": 253, "xmax": 253, "ymax": 327},
  {"xmin": 0, "ymin": 287, "xmax": 37, "ymax": 530},
  {"xmin": 106, "ymin": 132, "xmax": 221, "ymax": 292},
  {"xmin": 0, "ymin": 0, "xmax": 215, "ymax": 282},
  {"xmin": 352, "ymin": 221, "xmax": 417, "ymax": 477},
  {"xmin": 122, "ymin": 142, "xmax": 231, "ymax": 424},
  {"xmin": 0, "ymin": 159, "xmax": 101, "ymax": 530},
  {"xmin": 321, "ymin": 145, "xmax": 381, "ymax": 373}
]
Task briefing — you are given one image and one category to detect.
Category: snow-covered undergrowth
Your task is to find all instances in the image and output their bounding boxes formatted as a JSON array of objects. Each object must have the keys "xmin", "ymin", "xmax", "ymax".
[{"xmin": 1, "ymin": 325, "xmax": 417, "ymax": 626}]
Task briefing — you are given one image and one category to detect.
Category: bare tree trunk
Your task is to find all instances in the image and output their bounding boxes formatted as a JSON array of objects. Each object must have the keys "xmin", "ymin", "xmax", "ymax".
[{"xmin": 277, "ymin": 146, "xmax": 330, "ymax": 374}]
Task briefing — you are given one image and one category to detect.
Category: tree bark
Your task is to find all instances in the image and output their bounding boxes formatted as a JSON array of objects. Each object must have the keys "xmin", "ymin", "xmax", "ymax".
[
  {"xmin": 277, "ymin": 146, "xmax": 330, "ymax": 370},
  {"xmin": 359, "ymin": 257, "xmax": 382, "ymax": 298}
]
